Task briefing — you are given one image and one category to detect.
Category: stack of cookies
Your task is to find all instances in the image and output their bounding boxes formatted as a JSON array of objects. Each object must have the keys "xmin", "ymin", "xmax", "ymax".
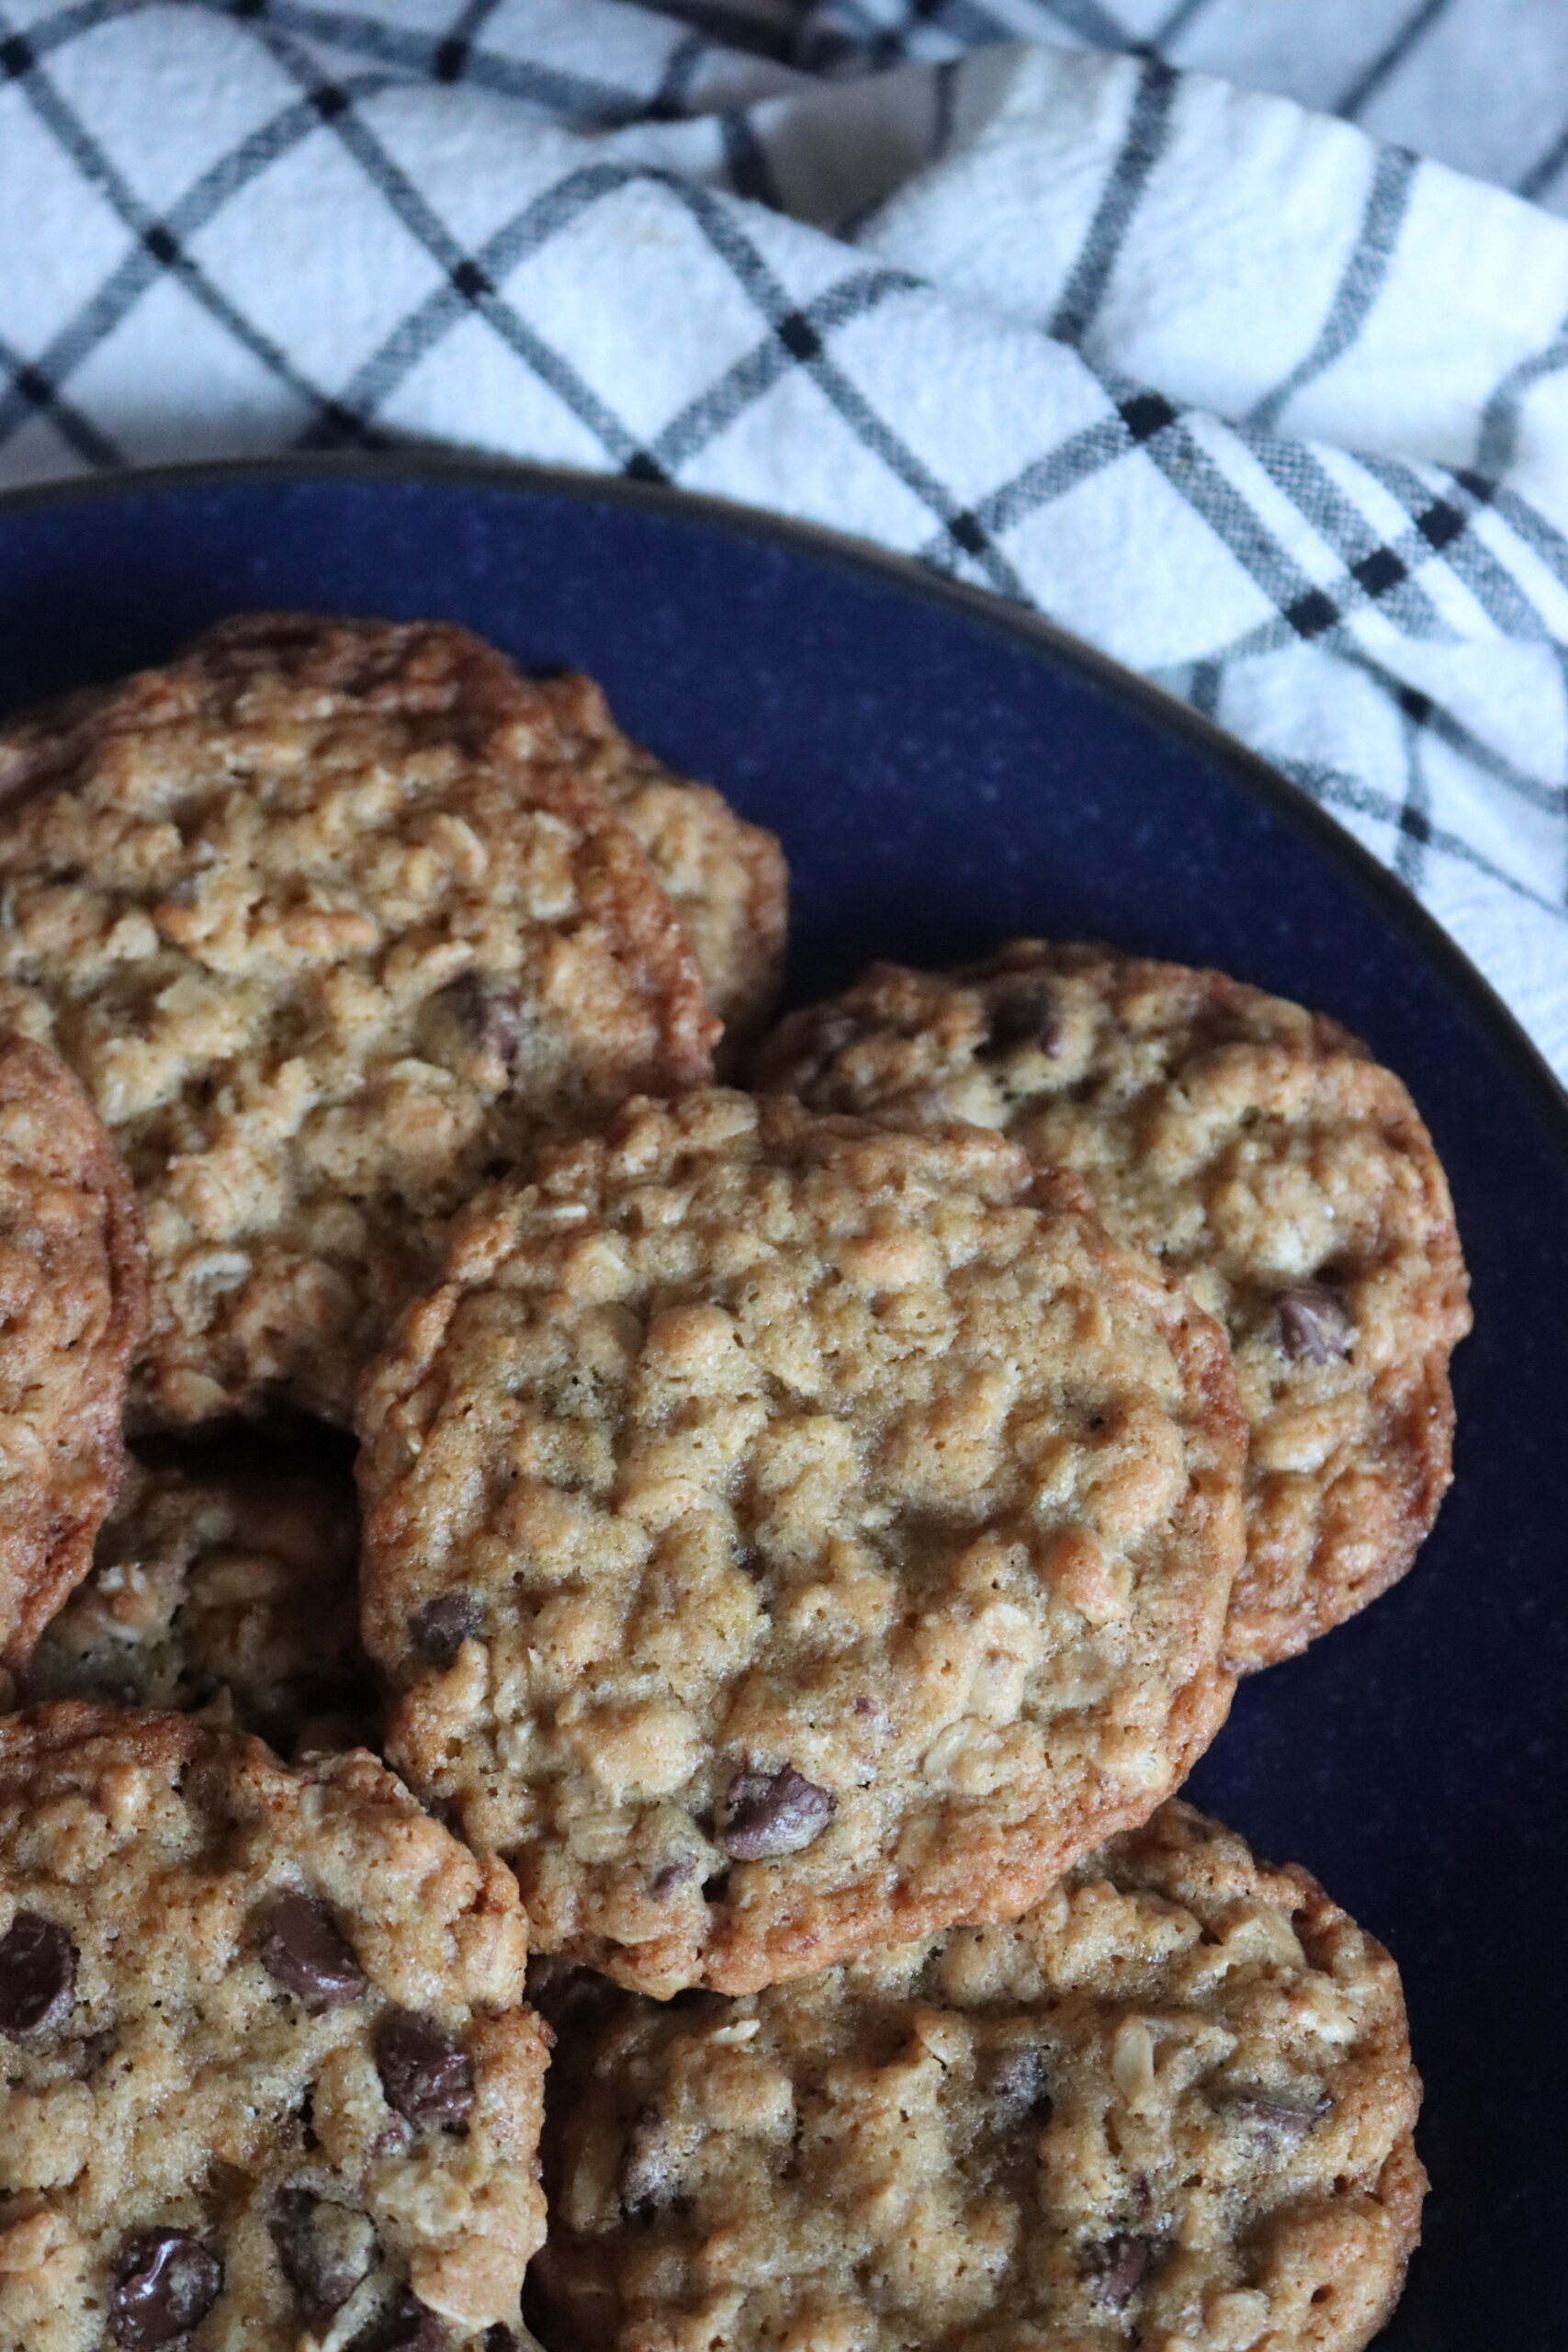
[{"xmin": 0, "ymin": 615, "xmax": 1469, "ymax": 2352}]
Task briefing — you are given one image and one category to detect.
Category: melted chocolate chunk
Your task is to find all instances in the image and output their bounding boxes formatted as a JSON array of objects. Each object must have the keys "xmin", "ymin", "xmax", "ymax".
[
  {"xmin": 443, "ymin": 971, "xmax": 527, "ymax": 1072},
  {"xmin": 408, "ymin": 1591, "xmax": 482, "ymax": 1668},
  {"xmin": 109, "ymin": 2229, "xmax": 222, "ymax": 2347},
  {"xmin": 978, "ymin": 980, "xmax": 1063, "ymax": 1059},
  {"xmin": 259, "ymin": 1894, "xmax": 367, "ymax": 2013},
  {"xmin": 376, "ymin": 2010, "xmax": 474, "ymax": 2132},
  {"xmin": 1084, "ymin": 2233, "xmax": 1151, "ymax": 2309},
  {"xmin": 988, "ymin": 2045, "xmax": 1054, "ymax": 2124},
  {"xmin": 0, "ymin": 1910, "xmax": 77, "ymax": 2037},
  {"xmin": 1228, "ymin": 2088, "xmax": 1334, "ymax": 2142},
  {"xmin": 1276, "ymin": 1285, "xmax": 1354, "ymax": 1365},
  {"xmin": 273, "ymin": 2188, "xmax": 377, "ymax": 2321},
  {"xmin": 716, "ymin": 1764, "xmax": 835, "ymax": 1860},
  {"xmin": 355, "ymin": 2291, "xmax": 447, "ymax": 2351}
]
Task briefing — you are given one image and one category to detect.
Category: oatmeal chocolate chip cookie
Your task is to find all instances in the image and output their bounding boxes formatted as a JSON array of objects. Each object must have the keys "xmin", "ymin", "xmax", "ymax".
[
  {"xmin": 532, "ymin": 674, "xmax": 787, "ymax": 1051},
  {"xmin": 752, "ymin": 944, "xmax": 1471, "ymax": 1671},
  {"xmin": 356, "ymin": 1090, "xmax": 1246, "ymax": 1997},
  {"xmin": 535, "ymin": 1800, "xmax": 1424, "ymax": 2352},
  {"xmin": 0, "ymin": 1702, "xmax": 548, "ymax": 2352},
  {"xmin": 24, "ymin": 1441, "xmax": 377, "ymax": 1757},
  {"xmin": 0, "ymin": 1033, "xmax": 147, "ymax": 1678},
  {"xmin": 0, "ymin": 613, "xmax": 716, "ymax": 1429}
]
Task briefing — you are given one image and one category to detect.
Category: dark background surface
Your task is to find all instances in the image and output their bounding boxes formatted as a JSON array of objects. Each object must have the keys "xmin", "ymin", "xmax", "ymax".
[{"xmin": 0, "ymin": 461, "xmax": 1562, "ymax": 2347}]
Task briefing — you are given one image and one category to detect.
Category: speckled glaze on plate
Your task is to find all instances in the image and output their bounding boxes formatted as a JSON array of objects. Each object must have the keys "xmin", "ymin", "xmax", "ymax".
[{"xmin": 0, "ymin": 458, "xmax": 1562, "ymax": 2349}]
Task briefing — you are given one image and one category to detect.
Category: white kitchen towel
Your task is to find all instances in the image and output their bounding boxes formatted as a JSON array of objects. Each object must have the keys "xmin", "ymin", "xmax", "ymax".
[{"xmin": 3, "ymin": 0, "xmax": 1567, "ymax": 1075}]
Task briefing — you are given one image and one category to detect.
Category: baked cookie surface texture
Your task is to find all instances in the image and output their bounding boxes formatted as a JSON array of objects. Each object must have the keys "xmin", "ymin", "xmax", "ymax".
[
  {"xmin": 0, "ymin": 614, "xmax": 716, "ymax": 1428},
  {"xmin": 534, "ymin": 673, "xmax": 787, "ymax": 1051},
  {"xmin": 536, "ymin": 1801, "xmax": 1424, "ymax": 2352},
  {"xmin": 753, "ymin": 944, "xmax": 1471, "ymax": 1669},
  {"xmin": 357, "ymin": 1090, "xmax": 1245, "ymax": 1996},
  {"xmin": 0, "ymin": 1032, "xmax": 147, "ymax": 1675},
  {"xmin": 0, "ymin": 1703, "xmax": 547, "ymax": 2351}
]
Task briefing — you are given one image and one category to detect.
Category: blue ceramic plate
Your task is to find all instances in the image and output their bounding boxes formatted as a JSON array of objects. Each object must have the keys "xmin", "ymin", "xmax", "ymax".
[{"xmin": 0, "ymin": 459, "xmax": 1561, "ymax": 2348}]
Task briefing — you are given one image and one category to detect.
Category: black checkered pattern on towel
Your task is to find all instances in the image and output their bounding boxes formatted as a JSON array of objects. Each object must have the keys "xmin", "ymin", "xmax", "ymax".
[{"xmin": 1, "ymin": 0, "xmax": 1565, "ymax": 1071}]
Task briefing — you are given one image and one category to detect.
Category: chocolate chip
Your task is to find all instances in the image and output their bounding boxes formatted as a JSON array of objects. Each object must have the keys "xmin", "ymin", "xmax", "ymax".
[
  {"xmin": 108, "ymin": 2229, "xmax": 222, "ymax": 2347},
  {"xmin": 408, "ymin": 1591, "xmax": 482, "ymax": 1668},
  {"xmin": 442, "ymin": 971, "xmax": 527, "ymax": 1072},
  {"xmin": 371, "ymin": 2117, "xmax": 413, "ymax": 2162},
  {"xmin": 1084, "ymin": 2233, "xmax": 1151, "ymax": 2309},
  {"xmin": 375, "ymin": 2010, "xmax": 474, "ymax": 2132},
  {"xmin": 620, "ymin": 2106, "xmax": 682, "ymax": 2217},
  {"xmin": 649, "ymin": 1859, "xmax": 693, "ymax": 1899},
  {"xmin": 259, "ymin": 1894, "xmax": 367, "ymax": 2014},
  {"xmin": 716, "ymin": 1764, "xmax": 835, "ymax": 1861},
  {"xmin": 481, "ymin": 2332, "xmax": 520, "ymax": 2352},
  {"xmin": 1276, "ymin": 1285, "xmax": 1354, "ymax": 1365},
  {"xmin": 273, "ymin": 2189, "xmax": 376, "ymax": 2322},
  {"xmin": 0, "ymin": 1911, "xmax": 77, "ymax": 2037},
  {"xmin": 988, "ymin": 2045, "xmax": 1054, "ymax": 2123},
  {"xmin": 355, "ymin": 2291, "xmax": 447, "ymax": 2351},
  {"xmin": 978, "ymin": 980, "xmax": 1063, "ymax": 1059},
  {"xmin": 1227, "ymin": 2089, "xmax": 1334, "ymax": 2143}
]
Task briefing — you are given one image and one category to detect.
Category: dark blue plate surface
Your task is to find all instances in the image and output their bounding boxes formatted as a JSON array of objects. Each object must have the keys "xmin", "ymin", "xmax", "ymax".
[{"xmin": 0, "ymin": 460, "xmax": 1562, "ymax": 2348}]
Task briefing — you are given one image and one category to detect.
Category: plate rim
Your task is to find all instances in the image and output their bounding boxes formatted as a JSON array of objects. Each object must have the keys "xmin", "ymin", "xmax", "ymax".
[
  {"xmin": 1, "ymin": 451, "xmax": 1561, "ymax": 2335},
  {"xmin": 3, "ymin": 447, "xmax": 1563, "ymax": 1168}
]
